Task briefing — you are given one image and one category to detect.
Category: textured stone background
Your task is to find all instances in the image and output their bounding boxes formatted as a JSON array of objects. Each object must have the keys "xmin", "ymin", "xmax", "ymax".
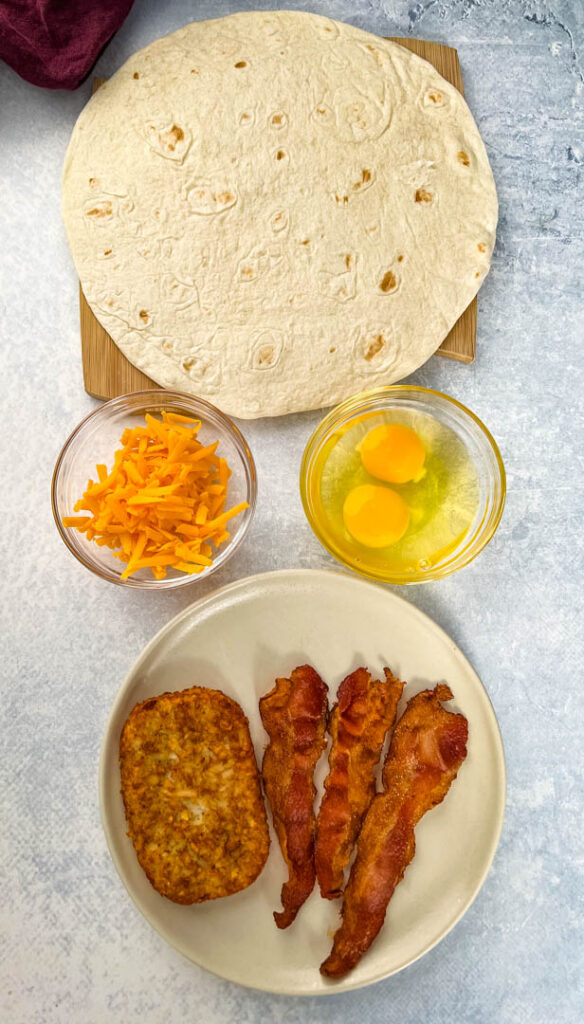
[{"xmin": 1, "ymin": 2, "xmax": 582, "ymax": 1022}]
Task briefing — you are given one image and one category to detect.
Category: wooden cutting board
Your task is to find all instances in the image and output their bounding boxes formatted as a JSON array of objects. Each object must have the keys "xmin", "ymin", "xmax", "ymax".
[{"xmin": 80, "ymin": 37, "xmax": 476, "ymax": 401}]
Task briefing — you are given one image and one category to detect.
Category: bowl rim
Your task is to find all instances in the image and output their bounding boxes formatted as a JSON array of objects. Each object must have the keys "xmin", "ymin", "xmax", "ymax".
[
  {"xmin": 52, "ymin": 389, "xmax": 257, "ymax": 589},
  {"xmin": 299, "ymin": 384, "xmax": 506, "ymax": 584}
]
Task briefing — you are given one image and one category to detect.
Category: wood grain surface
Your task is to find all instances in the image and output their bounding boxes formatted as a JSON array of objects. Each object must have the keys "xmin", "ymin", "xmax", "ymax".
[{"xmin": 80, "ymin": 38, "xmax": 476, "ymax": 402}]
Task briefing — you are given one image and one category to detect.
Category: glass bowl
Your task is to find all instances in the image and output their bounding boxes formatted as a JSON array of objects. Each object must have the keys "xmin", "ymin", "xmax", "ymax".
[
  {"xmin": 300, "ymin": 386, "xmax": 505, "ymax": 584},
  {"xmin": 52, "ymin": 390, "xmax": 257, "ymax": 589}
]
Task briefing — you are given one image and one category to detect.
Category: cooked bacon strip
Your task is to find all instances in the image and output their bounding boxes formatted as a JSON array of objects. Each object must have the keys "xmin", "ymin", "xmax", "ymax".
[
  {"xmin": 315, "ymin": 667, "xmax": 404, "ymax": 899},
  {"xmin": 260, "ymin": 665, "xmax": 328, "ymax": 928},
  {"xmin": 321, "ymin": 684, "xmax": 468, "ymax": 977}
]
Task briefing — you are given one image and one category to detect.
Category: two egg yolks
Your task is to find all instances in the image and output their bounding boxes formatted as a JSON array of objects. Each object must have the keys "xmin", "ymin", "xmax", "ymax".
[{"xmin": 342, "ymin": 424, "xmax": 426, "ymax": 548}]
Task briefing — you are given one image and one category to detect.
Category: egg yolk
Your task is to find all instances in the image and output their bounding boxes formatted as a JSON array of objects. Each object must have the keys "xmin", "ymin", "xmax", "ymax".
[
  {"xmin": 360, "ymin": 424, "xmax": 425, "ymax": 484},
  {"xmin": 343, "ymin": 484, "xmax": 410, "ymax": 548}
]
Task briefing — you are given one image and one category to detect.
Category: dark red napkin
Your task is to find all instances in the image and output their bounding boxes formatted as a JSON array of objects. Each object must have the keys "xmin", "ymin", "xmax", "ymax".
[{"xmin": 0, "ymin": 0, "xmax": 135, "ymax": 89}]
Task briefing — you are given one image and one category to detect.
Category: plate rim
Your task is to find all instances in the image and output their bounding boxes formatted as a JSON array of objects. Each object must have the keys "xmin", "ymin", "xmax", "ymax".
[{"xmin": 98, "ymin": 567, "xmax": 506, "ymax": 995}]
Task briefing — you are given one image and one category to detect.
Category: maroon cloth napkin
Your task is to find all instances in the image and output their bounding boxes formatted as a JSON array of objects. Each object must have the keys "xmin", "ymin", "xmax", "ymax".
[{"xmin": 0, "ymin": 0, "xmax": 135, "ymax": 89}]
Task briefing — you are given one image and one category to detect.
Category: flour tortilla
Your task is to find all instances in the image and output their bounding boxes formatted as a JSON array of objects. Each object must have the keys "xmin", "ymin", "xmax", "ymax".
[{"xmin": 62, "ymin": 11, "xmax": 497, "ymax": 418}]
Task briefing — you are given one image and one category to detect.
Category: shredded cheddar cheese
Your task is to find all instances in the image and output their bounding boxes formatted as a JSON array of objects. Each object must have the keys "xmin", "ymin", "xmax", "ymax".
[{"xmin": 63, "ymin": 411, "xmax": 248, "ymax": 580}]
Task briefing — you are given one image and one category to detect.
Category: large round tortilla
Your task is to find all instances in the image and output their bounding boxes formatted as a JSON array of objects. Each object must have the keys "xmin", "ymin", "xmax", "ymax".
[{"xmin": 62, "ymin": 11, "xmax": 497, "ymax": 418}]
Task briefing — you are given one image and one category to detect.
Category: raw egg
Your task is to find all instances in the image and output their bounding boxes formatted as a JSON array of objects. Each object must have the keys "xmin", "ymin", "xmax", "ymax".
[
  {"xmin": 360, "ymin": 423, "xmax": 425, "ymax": 483},
  {"xmin": 343, "ymin": 484, "xmax": 410, "ymax": 548}
]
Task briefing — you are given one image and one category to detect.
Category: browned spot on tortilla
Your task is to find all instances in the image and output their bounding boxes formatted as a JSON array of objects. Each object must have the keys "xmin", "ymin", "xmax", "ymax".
[
  {"xmin": 216, "ymin": 192, "xmax": 234, "ymax": 204},
  {"xmin": 241, "ymin": 267, "xmax": 254, "ymax": 280},
  {"xmin": 190, "ymin": 68, "xmax": 199, "ymax": 74},
  {"xmin": 364, "ymin": 335, "xmax": 385, "ymax": 361},
  {"xmin": 329, "ymin": 346, "xmax": 336, "ymax": 353},
  {"xmin": 167, "ymin": 125, "xmax": 184, "ymax": 150},
  {"xmin": 133, "ymin": 72, "xmax": 140, "ymax": 79},
  {"xmin": 415, "ymin": 189, "xmax": 433, "ymax": 203},
  {"xmin": 301, "ymin": 239, "xmax": 310, "ymax": 245},
  {"xmin": 428, "ymin": 91, "xmax": 442, "ymax": 104},
  {"xmin": 352, "ymin": 169, "xmax": 372, "ymax": 192},
  {"xmin": 398, "ymin": 254, "xmax": 404, "ymax": 262},
  {"xmin": 257, "ymin": 346, "xmax": 275, "ymax": 367},
  {"xmin": 234, "ymin": 61, "xmax": 247, "ymax": 68},
  {"xmin": 475, "ymin": 271, "xmax": 481, "ymax": 278},
  {"xmin": 86, "ymin": 201, "xmax": 112, "ymax": 218},
  {"xmin": 317, "ymin": 107, "xmax": 326, "ymax": 115},
  {"xmin": 103, "ymin": 249, "xmax": 112, "ymax": 256},
  {"xmin": 379, "ymin": 270, "xmax": 397, "ymax": 292},
  {"xmin": 457, "ymin": 151, "xmax": 470, "ymax": 166},
  {"xmin": 478, "ymin": 242, "xmax": 487, "ymax": 253},
  {"xmin": 139, "ymin": 310, "xmax": 149, "ymax": 322},
  {"xmin": 345, "ymin": 254, "xmax": 352, "ymax": 268},
  {"xmin": 183, "ymin": 358, "xmax": 195, "ymax": 371},
  {"xmin": 271, "ymin": 114, "xmax": 283, "ymax": 125},
  {"xmin": 276, "ymin": 150, "xmax": 286, "ymax": 160}
]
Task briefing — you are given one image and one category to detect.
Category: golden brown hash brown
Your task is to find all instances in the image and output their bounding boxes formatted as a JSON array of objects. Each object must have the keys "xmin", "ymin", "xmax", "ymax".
[{"xmin": 119, "ymin": 686, "xmax": 270, "ymax": 904}]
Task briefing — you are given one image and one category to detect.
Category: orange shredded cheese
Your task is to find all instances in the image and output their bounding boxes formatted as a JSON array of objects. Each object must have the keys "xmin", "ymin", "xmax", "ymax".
[{"xmin": 63, "ymin": 411, "xmax": 248, "ymax": 580}]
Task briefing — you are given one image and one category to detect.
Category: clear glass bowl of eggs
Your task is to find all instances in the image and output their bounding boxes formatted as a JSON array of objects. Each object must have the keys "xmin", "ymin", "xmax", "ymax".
[{"xmin": 300, "ymin": 386, "xmax": 506, "ymax": 584}]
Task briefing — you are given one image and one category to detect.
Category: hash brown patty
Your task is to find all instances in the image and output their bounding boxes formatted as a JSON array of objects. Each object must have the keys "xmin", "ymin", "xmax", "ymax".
[{"xmin": 119, "ymin": 686, "xmax": 270, "ymax": 904}]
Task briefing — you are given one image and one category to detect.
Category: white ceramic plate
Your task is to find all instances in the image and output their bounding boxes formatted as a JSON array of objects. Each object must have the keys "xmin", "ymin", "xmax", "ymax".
[{"xmin": 99, "ymin": 569, "xmax": 505, "ymax": 995}]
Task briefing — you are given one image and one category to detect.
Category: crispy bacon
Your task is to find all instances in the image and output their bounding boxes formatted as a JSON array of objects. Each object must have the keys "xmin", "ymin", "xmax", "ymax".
[
  {"xmin": 259, "ymin": 665, "xmax": 328, "ymax": 928},
  {"xmin": 321, "ymin": 684, "xmax": 468, "ymax": 977},
  {"xmin": 315, "ymin": 667, "xmax": 404, "ymax": 899}
]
